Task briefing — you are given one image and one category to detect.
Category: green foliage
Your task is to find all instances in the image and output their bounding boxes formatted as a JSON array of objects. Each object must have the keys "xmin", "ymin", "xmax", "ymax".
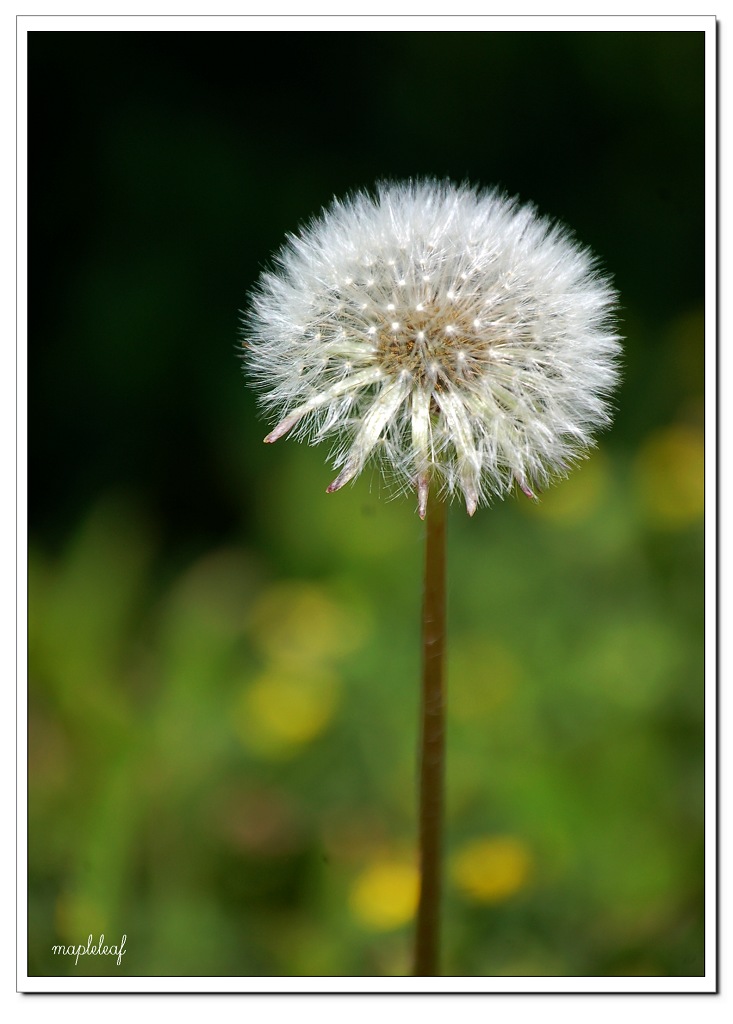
[{"xmin": 28, "ymin": 437, "xmax": 703, "ymax": 977}]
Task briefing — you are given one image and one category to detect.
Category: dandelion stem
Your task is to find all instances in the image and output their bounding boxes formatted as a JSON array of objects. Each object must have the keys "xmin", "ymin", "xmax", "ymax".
[{"xmin": 413, "ymin": 487, "xmax": 447, "ymax": 977}]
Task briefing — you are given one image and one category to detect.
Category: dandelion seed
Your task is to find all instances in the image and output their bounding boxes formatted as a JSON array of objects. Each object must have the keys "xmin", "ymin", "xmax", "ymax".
[{"xmin": 243, "ymin": 179, "xmax": 621, "ymax": 516}]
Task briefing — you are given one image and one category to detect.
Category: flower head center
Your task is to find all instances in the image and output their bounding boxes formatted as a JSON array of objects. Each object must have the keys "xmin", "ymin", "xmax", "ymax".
[{"xmin": 372, "ymin": 300, "xmax": 496, "ymax": 386}]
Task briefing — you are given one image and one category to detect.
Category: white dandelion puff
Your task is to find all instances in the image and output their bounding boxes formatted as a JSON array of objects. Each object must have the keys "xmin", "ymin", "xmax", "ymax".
[{"xmin": 243, "ymin": 180, "xmax": 622, "ymax": 516}]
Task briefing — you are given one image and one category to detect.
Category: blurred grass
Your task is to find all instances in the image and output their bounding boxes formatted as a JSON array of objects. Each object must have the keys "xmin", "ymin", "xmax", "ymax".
[
  {"xmin": 27, "ymin": 29, "xmax": 705, "ymax": 978},
  {"xmin": 28, "ymin": 431, "xmax": 704, "ymax": 977}
]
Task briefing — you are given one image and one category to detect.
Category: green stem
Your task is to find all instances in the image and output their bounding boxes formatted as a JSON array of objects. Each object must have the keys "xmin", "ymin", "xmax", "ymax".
[{"xmin": 413, "ymin": 489, "xmax": 447, "ymax": 977}]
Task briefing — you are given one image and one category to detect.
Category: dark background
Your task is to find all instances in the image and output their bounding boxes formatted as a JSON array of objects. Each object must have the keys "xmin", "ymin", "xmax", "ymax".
[{"xmin": 28, "ymin": 30, "xmax": 705, "ymax": 978}]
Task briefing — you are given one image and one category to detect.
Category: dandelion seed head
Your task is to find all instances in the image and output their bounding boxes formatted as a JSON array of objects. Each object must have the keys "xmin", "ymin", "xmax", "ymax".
[{"xmin": 244, "ymin": 180, "xmax": 622, "ymax": 515}]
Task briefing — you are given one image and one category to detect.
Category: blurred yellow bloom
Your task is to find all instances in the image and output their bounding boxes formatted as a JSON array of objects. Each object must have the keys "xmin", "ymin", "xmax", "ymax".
[
  {"xmin": 248, "ymin": 582, "xmax": 367, "ymax": 667},
  {"xmin": 55, "ymin": 892, "xmax": 108, "ymax": 944},
  {"xmin": 449, "ymin": 638, "xmax": 520, "ymax": 721},
  {"xmin": 451, "ymin": 836, "xmax": 532, "ymax": 904},
  {"xmin": 635, "ymin": 424, "xmax": 704, "ymax": 529},
  {"xmin": 233, "ymin": 666, "xmax": 340, "ymax": 757},
  {"xmin": 521, "ymin": 451, "xmax": 609, "ymax": 524},
  {"xmin": 349, "ymin": 861, "xmax": 419, "ymax": 931}
]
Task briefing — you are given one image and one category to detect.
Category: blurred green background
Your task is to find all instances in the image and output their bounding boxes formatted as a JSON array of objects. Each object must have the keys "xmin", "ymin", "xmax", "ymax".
[{"xmin": 27, "ymin": 30, "xmax": 705, "ymax": 978}]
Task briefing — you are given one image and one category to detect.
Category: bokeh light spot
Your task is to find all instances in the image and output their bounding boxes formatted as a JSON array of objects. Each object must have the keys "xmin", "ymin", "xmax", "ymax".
[
  {"xmin": 349, "ymin": 861, "xmax": 419, "ymax": 931},
  {"xmin": 448, "ymin": 639, "xmax": 520, "ymax": 721},
  {"xmin": 248, "ymin": 582, "xmax": 367, "ymax": 666},
  {"xmin": 233, "ymin": 666, "xmax": 340, "ymax": 757},
  {"xmin": 635, "ymin": 424, "xmax": 704, "ymax": 529},
  {"xmin": 523, "ymin": 452, "xmax": 609, "ymax": 524},
  {"xmin": 451, "ymin": 836, "xmax": 532, "ymax": 904},
  {"xmin": 55, "ymin": 892, "xmax": 108, "ymax": 945}
]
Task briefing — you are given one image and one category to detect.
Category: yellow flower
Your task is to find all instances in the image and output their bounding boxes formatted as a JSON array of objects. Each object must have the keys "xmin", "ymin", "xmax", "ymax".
[
  {"xmin": 635, "ymin": 424, "xmax": 704, "ymax": 529},
  {"xmin": 233, "ymin": 666, "xmax": 339, "ymax": 758},
  {"xmin": 451, "ymin": 836, "xmax": 532, "ymax": 903},
  {"xmin": 349, "ymin": 861, "xmax": 419, "ymax": 931}
]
